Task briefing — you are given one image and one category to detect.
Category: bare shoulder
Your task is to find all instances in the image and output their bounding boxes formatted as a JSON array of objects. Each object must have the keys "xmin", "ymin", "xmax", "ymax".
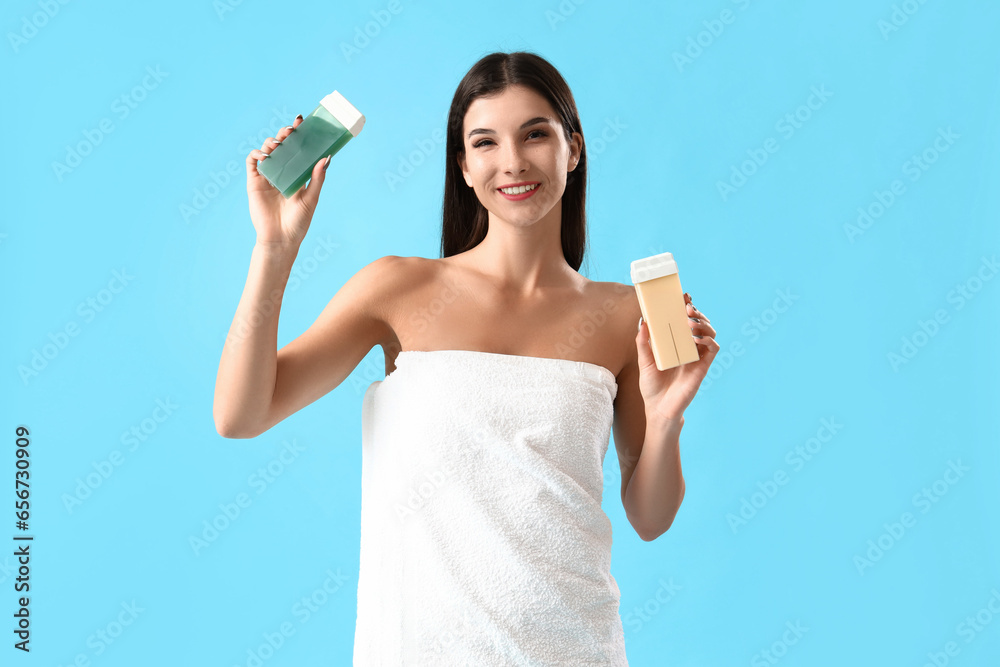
[
  {"xmin": 362, "ymin": 254, "xmax": 431, "ymax": 289},
  {"xmin": 584, "ymin": 279, "xmax": 641, "ymax": 335},
  {"xmin": 590, "ymin": 279, "xmax": 641, "ymax": 318},
  {"xmin": 583, "ymin": 278, "xmax": 642, "ymax": 377},
  {"xmin": 357, "ymin": 254, "xmax": 438, "ymax": 298},
  {"xmin": 356, "ymin": 254, "xmax": 440, "ymax": 349}
]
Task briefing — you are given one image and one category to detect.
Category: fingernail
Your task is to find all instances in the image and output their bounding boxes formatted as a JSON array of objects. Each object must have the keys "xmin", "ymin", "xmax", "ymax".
[
  {"xmin": 295, "ymin": 114, "xmax": 303, "ymax": 120},
  {"xmin": 323, "ymin": 155, "xmax": 332, "ymax": 170},
  {"xmin": 638, "ymin": 316, "xmax": 643, "ymax": 332}
]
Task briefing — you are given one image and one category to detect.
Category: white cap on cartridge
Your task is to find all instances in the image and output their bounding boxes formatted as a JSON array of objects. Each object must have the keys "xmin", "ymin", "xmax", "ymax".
[
  {"xmin": 630, "ymin": 252, "xmax": 679, "ymax": 284},
  {"xmin": 319, "ymin": 91, "xmax": 366, "ymax": 137}
]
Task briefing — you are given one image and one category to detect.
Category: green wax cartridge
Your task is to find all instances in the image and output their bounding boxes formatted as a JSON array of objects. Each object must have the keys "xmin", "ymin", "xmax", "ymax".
[{"xmin": 258, "ymin": 90, "xmax": 365, "ymax": 198}]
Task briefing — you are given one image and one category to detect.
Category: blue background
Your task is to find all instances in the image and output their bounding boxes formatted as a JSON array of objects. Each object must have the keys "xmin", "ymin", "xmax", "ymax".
[{"xmin": 5, "ymin": 0, "xmax": 1000, "ymax": 665}]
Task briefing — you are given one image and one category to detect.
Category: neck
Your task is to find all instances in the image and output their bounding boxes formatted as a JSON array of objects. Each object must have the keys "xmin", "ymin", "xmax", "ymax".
[{"xmin": 466, "ymin": 203, "xmax": 577, "ymax": 295}]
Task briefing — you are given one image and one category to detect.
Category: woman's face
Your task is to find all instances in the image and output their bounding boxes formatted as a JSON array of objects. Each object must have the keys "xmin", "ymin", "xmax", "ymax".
[{"xmin": 458, "ymin": 84, "xmax": 582, "ymax": 227}]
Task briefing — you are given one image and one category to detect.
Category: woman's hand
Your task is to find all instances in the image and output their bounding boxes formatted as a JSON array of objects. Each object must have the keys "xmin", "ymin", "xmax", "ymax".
[
  {"xmin": 636, "ymin": 292, "xmax": 720, "ymax": 422},
  {"xmin": 246, "ymin": 114, "xmax": 332, "ymax": 248}
]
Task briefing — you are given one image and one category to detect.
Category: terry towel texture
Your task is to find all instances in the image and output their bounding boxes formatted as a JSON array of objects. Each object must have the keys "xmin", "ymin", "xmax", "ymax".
[{"xmin": 354, "ymin": 349, "xmax": 628, "ymax": 666}]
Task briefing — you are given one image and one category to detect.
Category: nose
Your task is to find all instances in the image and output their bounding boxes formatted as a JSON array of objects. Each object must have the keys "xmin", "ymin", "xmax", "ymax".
[{"xmin": 501, "ymin": 141, "xmax": 528, "ymax": 176}]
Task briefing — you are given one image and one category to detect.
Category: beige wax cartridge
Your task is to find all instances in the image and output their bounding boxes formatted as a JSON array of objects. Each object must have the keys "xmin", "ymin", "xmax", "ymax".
[{"xmin": 631, "ymin": 252, "xmax": 701, "ymax": 371}]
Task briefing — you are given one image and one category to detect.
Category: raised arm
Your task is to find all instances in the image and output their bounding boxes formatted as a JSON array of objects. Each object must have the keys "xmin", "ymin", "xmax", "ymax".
[{"xmin": 213, "ymin": 112, "xmax": 397, "ymax": 438}]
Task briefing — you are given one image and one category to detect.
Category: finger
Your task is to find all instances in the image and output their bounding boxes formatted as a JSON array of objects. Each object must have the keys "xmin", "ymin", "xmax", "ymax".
[
  {"xmin": 277, "ymin": 113, "xmax": 304, "ymax": 141},
  {"xmin": 694, "ymin": 333, "xmax": 720, "ymax": 354},
  {"xmin": 296, "ymin": 153, "xmax": 331, "ymax": 209},
  {"xmin": 273, "ymin": 114, "xmax": 305, "ymax": 144},
  {"xmin": 688, "ymin": 319, "xmax": 716, "ymax": 338},
  {"xmin": 693, "ymin": 334, "xmax": 720, "ymax": 361},
  {"xmin": 635, "ymin": 317, "xmax": 658, "ymax": 371},
  {"xmin": 685, "ymin": 300, "xmax": 709, "ymax": 322},
  {"xmin": 249, "ymin": 114, "xmax": 302, "ymax": 184},
  {"xmin": 245, "ymin": 147, "xmax": 273, "ymax": 185},
  {"xmin": 259, "ymin": 135, "xmax": 281, "ymax": 155}
]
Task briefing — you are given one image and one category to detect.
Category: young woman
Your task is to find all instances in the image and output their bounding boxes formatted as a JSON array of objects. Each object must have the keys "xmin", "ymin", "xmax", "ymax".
[{"xmin": 214, "ymin": 51, "xmax": 718, "ymax": 665}]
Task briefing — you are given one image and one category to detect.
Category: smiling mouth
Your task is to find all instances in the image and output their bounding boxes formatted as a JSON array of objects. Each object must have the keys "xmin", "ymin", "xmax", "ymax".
[{"xmin": 497, "ymin": 183, "xmax": 540, "ymax": 195}]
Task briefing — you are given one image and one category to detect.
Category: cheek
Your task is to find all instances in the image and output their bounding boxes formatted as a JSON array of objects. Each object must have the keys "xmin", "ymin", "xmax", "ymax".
[
  {"xmin": 467, "ymin": 157, "xmax": 490, "ymax": 179},
  {"xmin": 550, "ymin": 161, "xmax": 568, "ymax": 184}
]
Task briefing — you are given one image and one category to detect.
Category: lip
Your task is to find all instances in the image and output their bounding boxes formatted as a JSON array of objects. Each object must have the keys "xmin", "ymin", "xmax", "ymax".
[{"xmin": 497, "ymin": 182, "xmax": 541, "ymax": 201}]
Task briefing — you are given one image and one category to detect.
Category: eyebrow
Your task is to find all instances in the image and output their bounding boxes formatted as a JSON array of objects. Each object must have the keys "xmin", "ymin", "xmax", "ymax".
[{"xmin": 467, "ymin": 116, "xmax": 553, "ymax": 139}]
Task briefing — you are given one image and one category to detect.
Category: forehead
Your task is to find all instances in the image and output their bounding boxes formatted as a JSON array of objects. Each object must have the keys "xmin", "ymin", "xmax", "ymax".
[{"xmin": 463, "ymin": 85, "xmax": 557, "ymax": 129}]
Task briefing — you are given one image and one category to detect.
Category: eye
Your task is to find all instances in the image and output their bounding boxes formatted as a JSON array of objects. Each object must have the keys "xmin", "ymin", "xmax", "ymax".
[{"xmin": 473, "ymin": 129, "xmax": 548, "ymax": 149}]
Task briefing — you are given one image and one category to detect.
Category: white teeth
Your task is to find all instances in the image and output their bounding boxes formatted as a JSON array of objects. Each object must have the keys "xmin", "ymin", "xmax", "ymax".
[{"xmin": 499, "ymin": 183, "xmax": 538, "ymax": 195}]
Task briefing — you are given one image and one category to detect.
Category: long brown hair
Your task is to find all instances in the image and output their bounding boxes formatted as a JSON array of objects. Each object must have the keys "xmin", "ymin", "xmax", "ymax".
[{"xmin": 441, "ymin": 51, "xmax": 589, "ymax": 272}]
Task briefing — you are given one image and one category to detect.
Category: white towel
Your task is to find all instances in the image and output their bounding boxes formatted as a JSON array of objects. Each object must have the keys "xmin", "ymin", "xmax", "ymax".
[{"xmin": 354, "ymin": 349, "xmax": 628, "ymax": 666}]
